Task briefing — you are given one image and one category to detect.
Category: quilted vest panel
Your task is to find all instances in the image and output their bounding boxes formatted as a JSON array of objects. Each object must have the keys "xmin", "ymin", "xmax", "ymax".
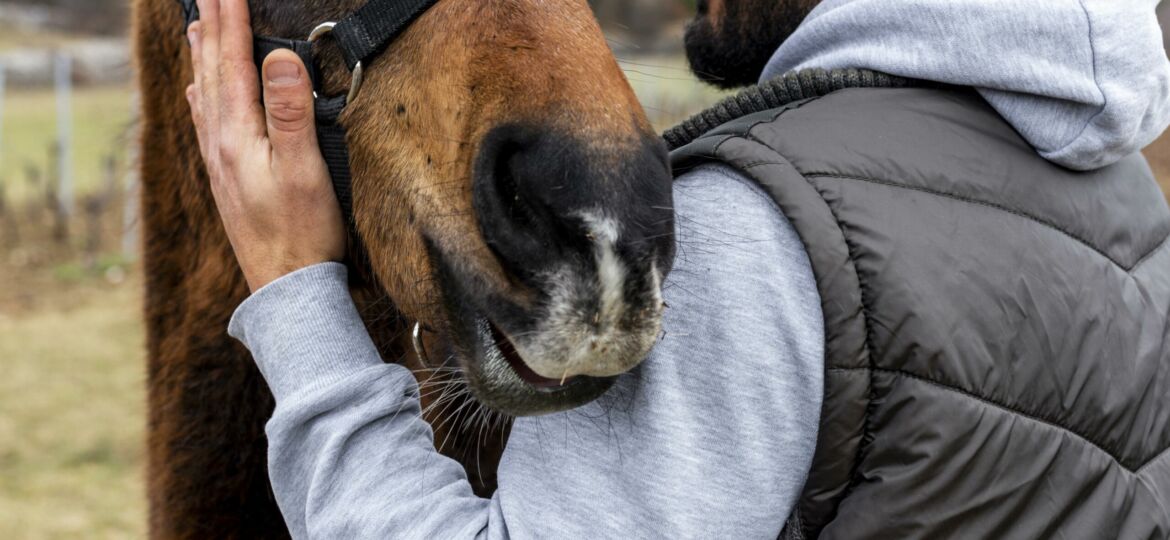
[{"xmin": 670, "ymin": 87, "xmax": 1170, "ymax": 539}]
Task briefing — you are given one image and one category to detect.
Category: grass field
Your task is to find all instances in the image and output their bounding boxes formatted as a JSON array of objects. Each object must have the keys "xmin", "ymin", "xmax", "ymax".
[
  {"xmin": 0, "ymin": 84, "xmax": 135, "ymax": 204},
  {"xmin": 0, "ymin": 277, "xmax": 146, "ymax": 539}
]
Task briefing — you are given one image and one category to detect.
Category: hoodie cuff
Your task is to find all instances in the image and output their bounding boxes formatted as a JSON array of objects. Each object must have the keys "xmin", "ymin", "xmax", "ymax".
[{"xmin": 228, "ymin": 262, "xmax": 398, "ymax": 401}]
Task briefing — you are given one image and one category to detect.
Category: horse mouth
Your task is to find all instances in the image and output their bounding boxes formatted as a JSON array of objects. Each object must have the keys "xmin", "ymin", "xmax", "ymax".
[
  {"xmin": 436, "ymin": 311, "xmax": 617, "ymax": 417},
  {"xmin": 425, "ymin": 239, "xmax": 665, "ymax": 417},
  {"xmin": 486, "ymin": 321, "xmax": 580, "ymax": 392}
]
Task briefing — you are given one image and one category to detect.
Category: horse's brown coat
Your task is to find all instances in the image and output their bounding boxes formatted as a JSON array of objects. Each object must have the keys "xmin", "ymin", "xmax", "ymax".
[{"xmin": 134, "ymin": 0, "xmax": 656, "ymax": 538}]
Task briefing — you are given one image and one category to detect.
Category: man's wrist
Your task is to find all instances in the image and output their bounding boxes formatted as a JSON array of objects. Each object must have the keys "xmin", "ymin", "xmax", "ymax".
[{"xmin": 239, "ymin": 249, "xmax": 344, "ymax": 293}]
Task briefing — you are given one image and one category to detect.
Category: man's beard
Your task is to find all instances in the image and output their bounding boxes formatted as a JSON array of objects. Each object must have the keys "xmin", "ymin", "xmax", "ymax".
[{"xmin": 684, "ymin": 0, "xmax": 812, "ymax": 89}]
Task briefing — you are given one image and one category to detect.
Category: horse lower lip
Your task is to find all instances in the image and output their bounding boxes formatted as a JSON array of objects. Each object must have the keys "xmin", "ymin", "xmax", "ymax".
[{"xmin": 487, "ymin": 322, "xmax": 576, "ymax": 389}]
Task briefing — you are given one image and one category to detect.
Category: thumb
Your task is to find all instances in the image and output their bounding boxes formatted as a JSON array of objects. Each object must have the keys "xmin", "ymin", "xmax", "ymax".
[{"xmin": 261, "ymin": 50, "xmax": 319, "ymax": 155}]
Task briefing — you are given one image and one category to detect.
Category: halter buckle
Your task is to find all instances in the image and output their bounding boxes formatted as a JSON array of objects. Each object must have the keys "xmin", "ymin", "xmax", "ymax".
[{"xmin": 308, "ymin": 21, "xmax": 364, "ymax": 104}]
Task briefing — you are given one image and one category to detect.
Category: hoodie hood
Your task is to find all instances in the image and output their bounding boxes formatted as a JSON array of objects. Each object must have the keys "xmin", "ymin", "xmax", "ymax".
[{"xmin": 761, "ymin": 0, "xmax": 1170, "ymax": 171}]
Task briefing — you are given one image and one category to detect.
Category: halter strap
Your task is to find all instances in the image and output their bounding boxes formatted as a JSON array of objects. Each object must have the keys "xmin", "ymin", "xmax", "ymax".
[
  {"xmin": 333, "ymin": 0, "xmax": 440, "ymax": 71},
  {"xmin": 175, "ymin": 0, "xmax": 439, "ymax": 232}
]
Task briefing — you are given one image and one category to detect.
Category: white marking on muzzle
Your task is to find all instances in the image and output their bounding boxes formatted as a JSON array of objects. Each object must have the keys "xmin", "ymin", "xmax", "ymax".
[
  {"xmin": 580, "ymin": 211, "xmax": 626, "ymax": 329},
  {"xmin": 507, "ymin": 211, "xmax": 662, "ymax": 380}
]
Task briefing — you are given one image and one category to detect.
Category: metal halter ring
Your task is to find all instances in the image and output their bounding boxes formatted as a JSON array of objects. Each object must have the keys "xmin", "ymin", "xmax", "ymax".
[
  {"xmin": 308, "ymin": 22, "xmax": 364, "ymax": 104},
  {"xmin": 411, "ymin": 322, "xmax": 431, "ymax": 365}
]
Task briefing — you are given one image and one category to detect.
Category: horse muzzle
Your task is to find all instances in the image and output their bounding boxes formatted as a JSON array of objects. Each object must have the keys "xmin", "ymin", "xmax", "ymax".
[{"xmin": 430, "ymin": 122, "xmax": 675, "ymax": 416}]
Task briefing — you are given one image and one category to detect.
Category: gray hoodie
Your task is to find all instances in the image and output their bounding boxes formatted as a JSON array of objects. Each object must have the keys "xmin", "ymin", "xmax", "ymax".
[{"xmin": 762, "ymin": 0, "xmax": 1170, "ymax": 171}]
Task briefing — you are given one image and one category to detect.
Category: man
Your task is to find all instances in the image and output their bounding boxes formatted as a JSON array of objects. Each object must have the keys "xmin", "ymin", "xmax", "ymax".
[{"xmin": 187, "ymin": 0, "xmax": 1170, "ymax": 537}]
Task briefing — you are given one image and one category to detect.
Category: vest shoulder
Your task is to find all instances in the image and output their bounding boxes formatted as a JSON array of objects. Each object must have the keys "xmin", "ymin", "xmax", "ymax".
[{"xmin": 670, "ymin": 87, "xmax": 1170, "ymax": 270}]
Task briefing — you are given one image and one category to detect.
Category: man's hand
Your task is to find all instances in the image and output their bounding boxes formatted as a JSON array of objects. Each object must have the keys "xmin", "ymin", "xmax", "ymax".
[{"xmin": 186, "ymin": 0, "xmax": 345, "ymax": 292}]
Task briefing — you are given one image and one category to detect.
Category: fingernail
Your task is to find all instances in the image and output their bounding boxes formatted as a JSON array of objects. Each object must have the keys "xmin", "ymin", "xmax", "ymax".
[
  {"xmin": 187, "ymin": 25, "xmax": 200, "ymax": 47},
  {"xmin": 267, "ymin": 61, "xmax": 301, "ymax": 86}
]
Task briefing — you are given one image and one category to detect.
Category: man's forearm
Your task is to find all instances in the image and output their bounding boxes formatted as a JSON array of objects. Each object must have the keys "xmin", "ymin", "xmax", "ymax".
[{"xmin": 229, "ymin": 263, "xmax": 500, "ymax": 539}]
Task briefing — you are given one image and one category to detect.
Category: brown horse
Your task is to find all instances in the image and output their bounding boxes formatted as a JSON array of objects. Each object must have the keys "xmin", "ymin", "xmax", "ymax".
[{"xmin": 133, "ymin": 0, "xmax": 675, "ymax": 537}]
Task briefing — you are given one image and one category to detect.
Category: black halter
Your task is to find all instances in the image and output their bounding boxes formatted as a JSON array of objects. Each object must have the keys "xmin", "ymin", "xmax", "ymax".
[{"xmin": 176, "ymin": 0, "xmax": 439, "ymax": 229}]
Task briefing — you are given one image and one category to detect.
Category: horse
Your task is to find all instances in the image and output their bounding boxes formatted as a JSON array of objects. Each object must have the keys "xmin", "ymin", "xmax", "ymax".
[{"xmin": 132, "ymin": 0, "xmax": 676, "ymax": 537}]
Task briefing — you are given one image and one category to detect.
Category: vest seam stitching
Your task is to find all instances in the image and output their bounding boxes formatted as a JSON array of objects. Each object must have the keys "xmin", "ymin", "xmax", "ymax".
[
  {"xmin": 727, "ymin": 142, "xmax": 875, "ymax": 536},
  {"xmin": 1137, "ymin": 443, "xmax": 1170, "ymax": 475},
  {"xmin": 721, "ymin": 106, "xmax": 805, "ymax": 156},
  {"xmin": 669, "ymin": 135, "xmax": 736, "ymax": 178},
  {"xmin": 1129, "ymin": 232, "xmax": 1170, "ymax": 273},
  {"xmin": 803, "ymin": 172, "xmax": 1148, "ymax": 272},
  {"xmin": 740, "ymin": 161, "xmax": 789, "ymax": 170},
  {"xmin": 802, "ymin": 175, "xmax": 883, "ymax": 507},
  {"xmin": 709, "ymin": 97, "xmax": 824, "ymax": 157},
  {"xmin": 827, "ymin": 366, "xmax": 1164, "ymax": 473}
]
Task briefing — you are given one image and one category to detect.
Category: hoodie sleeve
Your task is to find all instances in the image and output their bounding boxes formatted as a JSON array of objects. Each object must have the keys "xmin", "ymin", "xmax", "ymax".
[
  {"xmin": 229, "ymin": 263, "xmax": 498, "ymax": 539},
  {"xmin": 228, "ymin": 162, "xmax": 824, "ymax": 539}
]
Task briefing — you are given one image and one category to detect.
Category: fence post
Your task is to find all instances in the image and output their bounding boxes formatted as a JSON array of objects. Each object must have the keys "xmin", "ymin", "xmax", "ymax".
[{"xmin": 54, "ymin": 52, "xmax": 73, "ymax": 219}]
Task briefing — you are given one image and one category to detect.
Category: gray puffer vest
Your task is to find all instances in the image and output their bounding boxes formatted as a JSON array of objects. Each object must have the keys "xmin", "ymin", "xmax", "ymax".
[{"xmin": 669, "ymin": 78, "xmax": 1170, "ymax": 539}]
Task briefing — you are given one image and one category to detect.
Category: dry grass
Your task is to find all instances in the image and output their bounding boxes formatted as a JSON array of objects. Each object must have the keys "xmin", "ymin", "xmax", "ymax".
[{"xmin": 0, "ymin": 276, "xmax": 146, "ymax": 540}]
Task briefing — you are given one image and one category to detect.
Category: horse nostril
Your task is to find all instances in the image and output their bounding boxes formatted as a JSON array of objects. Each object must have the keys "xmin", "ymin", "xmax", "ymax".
[
  {"xmin": 473, "ymin": 124, "xmax": 675, "ymax": 287},
  {"xmin": 491, "ymin": 142, "xmax": 543, "ymax": 233},
  {"xmin": 473, "ymin": 128, "xmax": 567, "ymax": 281}
]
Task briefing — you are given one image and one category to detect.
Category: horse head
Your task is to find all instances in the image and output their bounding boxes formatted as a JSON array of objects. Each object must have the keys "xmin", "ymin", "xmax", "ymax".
[{"xmin": 252, "ymin": 0, "xmax": 676, "ymax": 416}]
